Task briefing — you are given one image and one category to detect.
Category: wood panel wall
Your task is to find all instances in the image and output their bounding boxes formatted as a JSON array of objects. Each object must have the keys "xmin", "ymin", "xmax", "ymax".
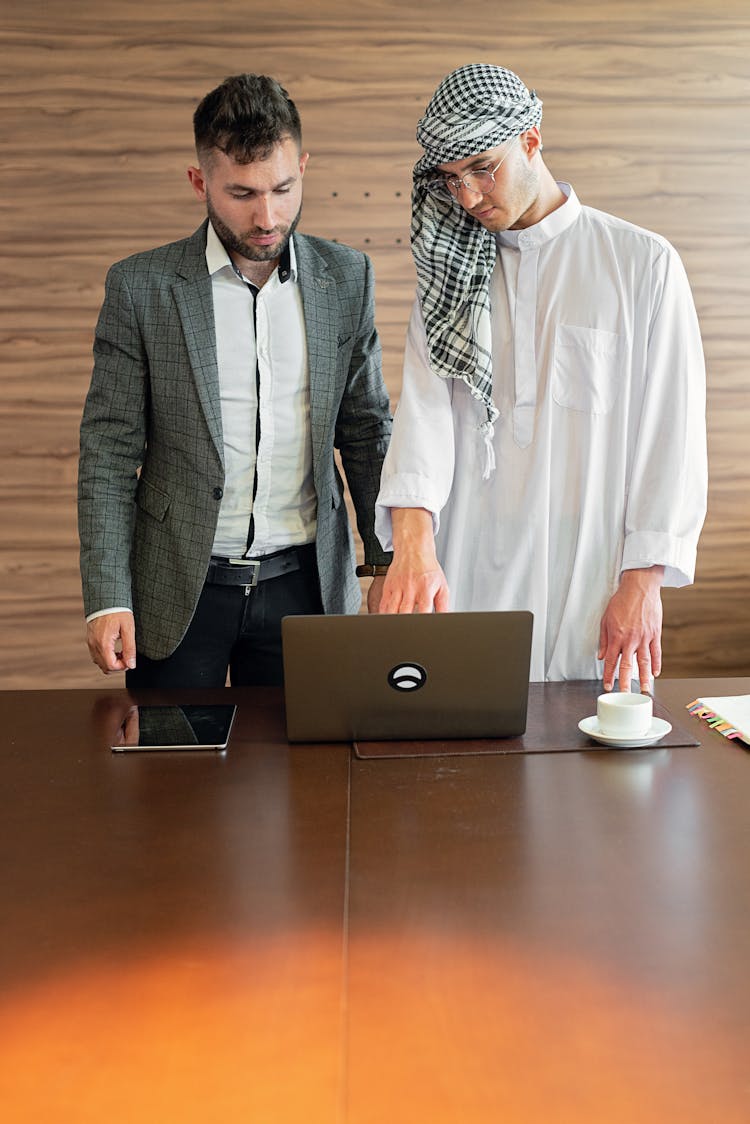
[{"xmin": 1, "ymin": 0, "xmax": 748, "ymax": 688}]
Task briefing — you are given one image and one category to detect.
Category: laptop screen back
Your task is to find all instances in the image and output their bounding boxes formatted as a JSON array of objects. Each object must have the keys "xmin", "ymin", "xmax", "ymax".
[{"xmin": 282, "ymin": 611, "xmax": 533, "ymax": 742}]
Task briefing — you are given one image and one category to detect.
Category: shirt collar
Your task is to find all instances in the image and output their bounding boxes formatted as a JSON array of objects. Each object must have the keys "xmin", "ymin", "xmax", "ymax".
[
  {"xmin": 205, "ymin": 220, "xmax": 297, "ymax": 282},
  {"xmin": 496, "ymin": 182, "xmax": 580, "ymax": 250}
]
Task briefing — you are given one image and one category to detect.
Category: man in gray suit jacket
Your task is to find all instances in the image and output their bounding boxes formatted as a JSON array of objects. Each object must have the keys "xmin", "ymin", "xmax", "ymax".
[{"xmin": 78, "ymin": 74, "xmax": 392, "ymax": 687}]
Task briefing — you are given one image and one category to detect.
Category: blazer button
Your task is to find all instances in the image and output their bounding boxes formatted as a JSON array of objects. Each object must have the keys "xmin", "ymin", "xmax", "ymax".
[{"xmin": 213, "ymin": 486, "xmax": 223, "ymax": 500}]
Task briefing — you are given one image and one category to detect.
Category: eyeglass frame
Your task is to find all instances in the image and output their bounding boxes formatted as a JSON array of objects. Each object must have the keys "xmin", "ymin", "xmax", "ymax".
[{"xmin": 426, "ymin": 135, "xmax": 521, "ymax": 200}]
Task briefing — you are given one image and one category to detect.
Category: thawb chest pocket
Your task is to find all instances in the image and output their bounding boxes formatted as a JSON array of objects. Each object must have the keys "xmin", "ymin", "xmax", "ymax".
[{"xmin": 552, "ymin": 324, "xmax": 622, "ymax": 414}]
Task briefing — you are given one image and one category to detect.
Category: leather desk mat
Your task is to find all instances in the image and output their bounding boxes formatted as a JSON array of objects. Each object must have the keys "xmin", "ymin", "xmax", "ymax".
[{"xmin": 353, "ymin": 680, "xmax": 700, "ymax": 759}]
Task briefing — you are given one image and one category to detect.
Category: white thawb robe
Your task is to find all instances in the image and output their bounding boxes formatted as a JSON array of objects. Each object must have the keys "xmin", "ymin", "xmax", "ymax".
[{"xmin": 375, "ymin": 185, "xmax": 707, "ymax": 681}]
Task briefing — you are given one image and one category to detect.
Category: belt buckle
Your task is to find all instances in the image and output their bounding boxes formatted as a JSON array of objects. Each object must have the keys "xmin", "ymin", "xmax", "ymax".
[{"xmin": 228, "ymin": 558, "xmax": 261, "ymax": 588}]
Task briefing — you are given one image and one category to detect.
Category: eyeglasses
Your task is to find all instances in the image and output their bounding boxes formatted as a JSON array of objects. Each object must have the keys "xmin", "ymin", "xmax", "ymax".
[{"xmin": 426, "ymin": 137, "xmax": 519, "ymax": 200}]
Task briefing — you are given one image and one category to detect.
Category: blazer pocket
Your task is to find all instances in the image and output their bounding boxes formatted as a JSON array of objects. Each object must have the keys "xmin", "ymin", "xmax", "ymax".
[
  {"xmin": 552, "ymin": 324, "xmax": 622, "ymax": 414},
  {"xmin": 136, "ymin": 476, "xmax": 171, "ymax": 522}
]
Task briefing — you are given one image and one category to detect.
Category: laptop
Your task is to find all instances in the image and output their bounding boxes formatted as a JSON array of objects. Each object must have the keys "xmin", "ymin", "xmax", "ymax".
[{"xmin": 281, "ymin": 611, "xmax": 533, "ymax": 742}]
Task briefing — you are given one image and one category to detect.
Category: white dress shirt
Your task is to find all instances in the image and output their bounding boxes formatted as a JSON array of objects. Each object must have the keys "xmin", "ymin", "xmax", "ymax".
[
  {"xmin": 206, "ymin": 221, "xmax": 316, "ymax": 558},
  {"xmin": 375, "ymin": 185, "xmax": 707, "ymax": 681}
]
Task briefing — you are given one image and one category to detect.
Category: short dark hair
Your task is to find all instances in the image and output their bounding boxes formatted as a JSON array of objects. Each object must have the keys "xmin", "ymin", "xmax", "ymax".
[{"xmin": 193, "ymin": 74, "xmax": 302, "ymax": 163}]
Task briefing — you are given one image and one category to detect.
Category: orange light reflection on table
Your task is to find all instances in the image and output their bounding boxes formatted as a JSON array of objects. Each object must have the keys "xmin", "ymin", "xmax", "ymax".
[{"xmin": 0, "ymin": 928, "xmax": 344, "ymax": 1124}]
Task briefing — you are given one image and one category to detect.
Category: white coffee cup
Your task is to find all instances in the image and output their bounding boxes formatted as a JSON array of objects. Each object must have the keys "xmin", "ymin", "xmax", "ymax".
[{"xmin": 596, "ymin": 692, "xmax": 653, "ymax": 739}]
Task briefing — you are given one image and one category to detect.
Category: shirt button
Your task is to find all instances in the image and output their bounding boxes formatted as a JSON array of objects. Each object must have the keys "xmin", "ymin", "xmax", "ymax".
[{"xmin": 213, "ymin": 486, "xmax": 223, "ymax": 500}]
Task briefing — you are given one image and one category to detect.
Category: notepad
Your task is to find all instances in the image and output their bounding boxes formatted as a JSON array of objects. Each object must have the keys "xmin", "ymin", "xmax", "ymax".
[{"xmin": 686, "ymin": 695, "xmax": 750, "ymax": 746}]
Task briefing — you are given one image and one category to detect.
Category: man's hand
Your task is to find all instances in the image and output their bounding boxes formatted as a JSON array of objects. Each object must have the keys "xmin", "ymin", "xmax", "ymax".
[
  {"xmin": 598, "ymin": 566, "xmax": 664, "ymax": 693},
  {"xmin": 86, "ymin": 611, "xmax": 137, "ymax": 675},
  {"xmin": 377, "ymin": 508, "xmax": 450, "ymax": 614}
]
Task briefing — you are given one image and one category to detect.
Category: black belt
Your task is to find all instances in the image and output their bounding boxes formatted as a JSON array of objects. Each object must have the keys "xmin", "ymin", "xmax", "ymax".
[{"xmin": 206, "ymin": 544, "xmax": 316, "ymax": 589}]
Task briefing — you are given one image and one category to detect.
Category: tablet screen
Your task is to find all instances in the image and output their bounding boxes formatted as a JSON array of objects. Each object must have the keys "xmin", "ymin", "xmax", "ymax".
[{"xmin": 111, "ymin": 703, "xmax": 237, "ymax": 752}]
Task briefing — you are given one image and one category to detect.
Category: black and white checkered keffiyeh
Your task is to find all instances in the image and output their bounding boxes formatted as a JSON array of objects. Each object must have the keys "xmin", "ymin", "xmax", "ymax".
[{"xmin": 412, "ymin": 64, "xmax": 543, "ymax": 474}]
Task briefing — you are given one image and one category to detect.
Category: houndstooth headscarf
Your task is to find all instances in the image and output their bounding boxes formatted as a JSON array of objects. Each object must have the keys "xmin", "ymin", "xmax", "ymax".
[{"xmin": 412, "ymin": 64, "xmax": 543, "ymax": 474}]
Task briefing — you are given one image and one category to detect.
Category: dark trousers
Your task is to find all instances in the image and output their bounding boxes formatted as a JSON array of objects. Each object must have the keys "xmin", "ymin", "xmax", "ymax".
[{"xmin": 125, "ymin": 551, "xmax": 323, "ymax": 689}]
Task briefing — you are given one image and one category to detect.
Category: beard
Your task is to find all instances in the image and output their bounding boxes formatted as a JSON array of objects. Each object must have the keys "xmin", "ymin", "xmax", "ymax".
[
  {"xmin": 206, "ymin": 197, "xmax": 302, "ymax": 263},
  {"xmin": 470, "ymin": 161, "xmax": 539, "ymax": 233}
]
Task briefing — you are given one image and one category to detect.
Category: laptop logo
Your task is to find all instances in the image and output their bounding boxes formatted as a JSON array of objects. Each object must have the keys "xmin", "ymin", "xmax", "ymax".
[{"xmin": 387, "ymin": 663, "xmax": 427, "ymax": 692}]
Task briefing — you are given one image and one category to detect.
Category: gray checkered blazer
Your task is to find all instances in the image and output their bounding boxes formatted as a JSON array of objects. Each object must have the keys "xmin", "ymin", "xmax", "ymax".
[{"xmin": 78, "ymin": 222, "xmax": 392, "ymax": 660}]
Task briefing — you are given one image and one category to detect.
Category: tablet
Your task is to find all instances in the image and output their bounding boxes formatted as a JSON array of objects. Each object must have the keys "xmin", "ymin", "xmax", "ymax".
[{"xmin": 110, "ymin": 703, "xmax": 237, "ymax": 753}]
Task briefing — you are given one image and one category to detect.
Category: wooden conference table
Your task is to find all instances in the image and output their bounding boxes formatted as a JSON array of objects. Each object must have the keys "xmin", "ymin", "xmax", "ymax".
[{"xmin": 0, "ymin": 678, "xmax": 747, "ymax": 1123}]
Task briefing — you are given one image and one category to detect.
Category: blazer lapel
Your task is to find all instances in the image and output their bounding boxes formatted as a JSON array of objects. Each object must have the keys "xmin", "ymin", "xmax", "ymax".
[
  {"xmin": 294, "ymin": 235, "xmax": 338, "ymax": 463},
  {"xmin": 171, "ymin": 222, "xmax": 224, "ymax": 464}
]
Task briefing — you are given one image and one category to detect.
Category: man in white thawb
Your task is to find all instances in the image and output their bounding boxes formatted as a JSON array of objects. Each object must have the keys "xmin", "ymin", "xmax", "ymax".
[{"xmin": 375, "ymin": 64, "xmax": 707, "ymax": 689}]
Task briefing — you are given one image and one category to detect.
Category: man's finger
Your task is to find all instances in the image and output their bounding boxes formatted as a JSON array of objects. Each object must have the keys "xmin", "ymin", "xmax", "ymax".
[
  {"xmin": 618, "ymin": 654, "xmax": 634, "ymax": 693},
  {"xmin": 636, "ymin": 645, "xmax": 652, "ymax": 694},
  {"xmin": 600, "ymin": 629, "xmax": 620, "ymax": 690},
  {"xmin": 378, "ymin": 580, "xmax": 402, "ymax": 615},
  {"xmin": 120, "ymin": 616, "xmax": 137, "ymax": 670},
  {"xmin": 602, "ymin": 653, "xmax": 618, "ymax": 692},
  {"xmin": 434, "ymin": 582, "xmax": 450, "ymax": 613},
  {"xmin": 597, "ymin": 620, "xmax": 607, "ymax": 662}
]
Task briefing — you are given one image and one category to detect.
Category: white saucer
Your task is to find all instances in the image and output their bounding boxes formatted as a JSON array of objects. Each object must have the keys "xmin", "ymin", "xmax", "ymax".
[{"xmin": 578, "ymin": 715, "xmax": 672, "ymax": 748}]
